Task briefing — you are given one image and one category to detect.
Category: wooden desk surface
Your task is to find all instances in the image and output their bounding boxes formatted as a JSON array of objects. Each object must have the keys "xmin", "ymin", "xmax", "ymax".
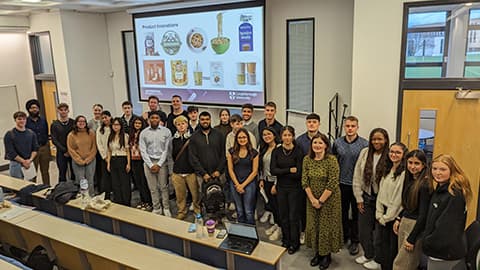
[
  {"xmin": 77, "ymin": 201, "xmax": 286, "ymax": 265},
  {"xmin": 0, "ymin": 175, "xmax": 34, "ymax": 192},
  {"xmin": 0, "ymin": 258, "xmax": 24, "ymax": 270},
  {"xmin": 16, "ymin": 213, "xmax": 216, "ymax": 270},
  {"xmin": 0, "ymin": 205, "xmax": 39, "ymax": 224}
]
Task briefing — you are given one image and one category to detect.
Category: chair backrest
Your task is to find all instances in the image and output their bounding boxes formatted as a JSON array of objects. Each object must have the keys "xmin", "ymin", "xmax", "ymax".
[{"xmin": 466, "ymin": 220, "xmax": 480, "ymax": 270}]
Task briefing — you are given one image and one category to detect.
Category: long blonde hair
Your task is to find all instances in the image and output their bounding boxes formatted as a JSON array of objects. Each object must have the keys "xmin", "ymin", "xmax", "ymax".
[{"xmin": 432, "ymin": 154, "xmax": 472, "ymax": 202}]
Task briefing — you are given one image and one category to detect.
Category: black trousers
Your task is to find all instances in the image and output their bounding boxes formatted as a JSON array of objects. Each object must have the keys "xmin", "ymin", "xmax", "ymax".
[
  {"xmin": 131, "ymin": 159, "xmax": 152, "ymax": 204},
  {"xmin": 110, "ymin": 156, "xmax": 131, "ymax": 206},
  {"xmin": 264, "ymin": 180, "xmax": 280, "ymax": 224},
  {"xmin": 277, "ymin": 185, "xmax": 302, "ymax": 248},
  {"xmin": 56, "ymin": 151, "xmax": 74, "ymax": 182},
  {"xmin": 340, "ymin": 183, "xmax": 359, "ymax": 243},
  {"xmin": 99, "ymin": 159, "xmax": 112, "ymax": 200},
  {"xmin": 375, "ymin": 221, "xmax": 397, "ymax": 270},
  {"xmin": 93, "ymin": 152, "xmax": 103, "ymax": 189},
  {"xmin": 358, "ymin": 194, "xmax": 376, "ymax": 259}
]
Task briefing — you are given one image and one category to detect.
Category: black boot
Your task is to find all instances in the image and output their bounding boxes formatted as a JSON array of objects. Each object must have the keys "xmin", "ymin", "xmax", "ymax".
[
  {"xmin": 310, "ymin": 254, "xmax": 321, "ymax": 267},
  {"xmin": 319, "ymin": 253, "xmax": 331, "ymax": 270}
]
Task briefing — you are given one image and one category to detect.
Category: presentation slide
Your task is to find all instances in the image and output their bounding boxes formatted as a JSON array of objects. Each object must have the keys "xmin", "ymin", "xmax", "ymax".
[{"xmin": 134, "ymin": 5, "xmax": 264, "ymax": 106}]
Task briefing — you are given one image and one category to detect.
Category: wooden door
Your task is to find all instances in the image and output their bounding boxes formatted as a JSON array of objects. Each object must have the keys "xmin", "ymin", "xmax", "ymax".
[
  {"xmin": 401, "ymin": 90, "xmax": 480, "ymax": 225},
  {"xmin": 41, "ymin": 81, "xmax": 57, "ymax": 156}
]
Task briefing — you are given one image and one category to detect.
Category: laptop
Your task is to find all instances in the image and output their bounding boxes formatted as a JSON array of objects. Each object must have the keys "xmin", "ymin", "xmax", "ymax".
[{"xmin": 219, "ymin": 222, "xmax": 259, "ymax": 255}]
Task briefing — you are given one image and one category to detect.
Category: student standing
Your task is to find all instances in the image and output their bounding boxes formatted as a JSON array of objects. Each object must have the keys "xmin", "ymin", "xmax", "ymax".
[
  {"xmin": 214, "ymin": 108, "xmax": 232, "ymax": 138},
  {"xmin": 227, "ymin": 128, "xmax": 259, "ymax": 225},
  {"xmin": 139, "ymin": 111, "xmax": 172, "ymax": 216},
  {"xmin": 353, "ymin": 128, "xmax": 390, "ymax": 269},
  {"xmin": 120, "ymin": 101, "xmax": 138, "ymax": 135},
  {"xmin": 96, "ymin": 111, "xmax": 112, "ymax": 199},
  {"xmin": 4, "ymin": 111, "xmax": 39, "ymax": 180},
  {"xmin": 129, "ymin": 117, "xmax": 152, "ymax": 210},
  {"xmin": 303, "ymin": 133, "xmax": 343, "ymax": 270},
  {"xmin": 171, "ymin": 115, "xmax": 200, "ymax": 219},
  {"xmin": 25, "ymin": 99, "xmax": 50, "ymax": 185},
  {"xmin": 67, "ymin": 115, "xmax": 97, "ymax": 196},
  {"xmin": 166, "ymin": 95, "xmax": 189, "ymax": 135},
  {"xmin": 226, "ymin": 114, "xmax": 257, "ymax": 155},
  {"xmin": 422, "ymin": 154, "xmax": 472, "ymax": 270},
  {"xmin": 259, "ymin": 127, "xmax": 281, "ymax": 240},
  {"xmin": 258, "ymin": 101, "xmax": 283, "ymax": 138},
  {"xmin": 375, "ymin": 142, "xmax": 407, "ymax": 270},
  {"xmin": 332, "ymin": 116, "xmax": 368, "ymax": 255},
  {"xmin": 107, "ymin": 118, "xmax": 131, "ymax": 206},
  {"xmin": 393, "ymin": 150, "xmax": 433, "ymax": 270},
  {"xmin": 142, "ymin": 95, "xmax": 161, "ymax": 121},
  {"xmin": 51, "ymin": 103, "xmax": 75, "ymax": 182},
  {"xmin": 87, "ymin": 104, "xmax": 103, "ymax": 132},
  {"xmin": 187, "ymin": 105, "xmax": 200, "ymax": 133},
  {"xmin": 271, "ymin": 126, "xmax": 304, "ymax": 255},
  {"xmin": 241, "ymin": 103, "xmax": 259, "ymax": 143}
]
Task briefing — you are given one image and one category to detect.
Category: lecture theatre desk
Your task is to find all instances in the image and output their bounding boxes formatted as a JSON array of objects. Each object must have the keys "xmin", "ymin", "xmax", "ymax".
[
  {"xmin": 0, "ymin": 207, "xmax": 216, "ymax": 270},
  {"xmin": 0, "ymin": 175, "xmax": 286, "ymax": 270}
]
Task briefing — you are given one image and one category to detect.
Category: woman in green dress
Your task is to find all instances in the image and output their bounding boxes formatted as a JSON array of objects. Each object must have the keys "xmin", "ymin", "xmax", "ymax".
[{"xmin": 302, "ymin": 133, "xmax": 343, "ymax": 270}]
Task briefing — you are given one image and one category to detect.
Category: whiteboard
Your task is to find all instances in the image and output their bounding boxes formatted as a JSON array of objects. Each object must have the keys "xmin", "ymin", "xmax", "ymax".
[{"xmin": 0, "ymin": 85, "xmax": 20, "ymax": 166}]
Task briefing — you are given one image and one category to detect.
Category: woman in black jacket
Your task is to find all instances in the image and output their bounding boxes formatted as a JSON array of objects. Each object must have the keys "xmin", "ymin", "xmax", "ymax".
[
  {"xmin": 270, "ymin": 126, "xmax": 304, "ymax": 255},
  {"xmin": 393, "ymin": 150, "xmax": 433, "ymax": 270},
  {"xmin": 422, "ymin": 154, "xmax": 472, "ymax": 270}
]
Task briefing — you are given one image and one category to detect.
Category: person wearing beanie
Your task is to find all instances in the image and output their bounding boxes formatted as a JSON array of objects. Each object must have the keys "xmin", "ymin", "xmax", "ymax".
[{"xmin": 25, "ymin": 99, "xmax": 50, "ymax": 185}]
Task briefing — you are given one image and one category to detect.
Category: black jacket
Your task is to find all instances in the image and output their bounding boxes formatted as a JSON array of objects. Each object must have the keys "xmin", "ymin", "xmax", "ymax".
[
  {"xmin": 422, "ymin": 183, "xmax": 467, "ymax": 260},
  {"xmin": 50, "ymin": 119, "xmax": 74, "ymax": 153},
  {"xmin": 188, "ymin": 128, "xmax": 226, "ymax": 177}
]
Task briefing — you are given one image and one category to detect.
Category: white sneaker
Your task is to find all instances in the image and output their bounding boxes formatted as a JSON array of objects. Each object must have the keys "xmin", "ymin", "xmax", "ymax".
[
  {"xmin": 228, "ymin": 203, "xmax": 236, "ymax": 211},
  {"xmin": 269, "ymin": 213, "xmax": 275, "ymax": 225},
  {"xmin": 300, "ymin": 231, "xmax": 305, "ymax": 245},
  {"xmin": 152, "ymin": 208, "xmax": 163, "ymax": 215},
  {"xmin": 355, "ymin": 255, "xmax": 370, "ymax": 264},
  {"xmin": 268, "ymin": 227, "xmax": 281, "ymax": 241},
  {"xmin": 189, "ymin": 204, "xmax": 194, "ymax": 211},
  {"xmin": 163, "ymin": 208, "xmax": 172, "ymax": 217},
  {"xmin": 231, "ymin": 212, "xmax": 237, "ymax": 219},
  {"xmin": 363, "ymin": 260, "xmax": 380, "ymax": 270},
  {"xmin": 265, "ymin": 224, "xmax": 278, "ymax": 235},
  {"xmin": 260, "ymin": 211, "xmax": 271, "ymax": 223}
]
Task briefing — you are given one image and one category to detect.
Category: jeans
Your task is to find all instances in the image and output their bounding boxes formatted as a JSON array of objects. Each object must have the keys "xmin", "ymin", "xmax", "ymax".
[
  {"xmin": 110, "ymin": 156, "xmax": 131, "ymax": 206},
  {"xmin": 277, "ymin": 185, "xmax": 302, "ymax": 248},
  {"xmin": 33, "ymin": 144, "xmax": 50, "ymax": 185},
  {"xmin": 72, "ymin": 160, "xmax": 96, "ymax": 196},
  {"xmin": 9, "ymin": 161, "xmax": 23, "ymax": 179},
  {"xmin": 144, "ymin": 162, "xmax": 169, "ymax": 211},
  {"xmin": 230, "ymin": 180, "xmax": 257, "ymax": 225},
  {"xmin": 56, "ymin": 151, "xmax": 74, "ymax": 182},
  {"xmin": 341, "ymin": 183, "xmax": 359, "ymax": 243}
]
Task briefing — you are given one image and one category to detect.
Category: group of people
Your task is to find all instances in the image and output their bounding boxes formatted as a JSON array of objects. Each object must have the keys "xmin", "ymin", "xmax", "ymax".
[{"xmin": 3, "ymin": 95, "xmax": 473, "ymax": 270}]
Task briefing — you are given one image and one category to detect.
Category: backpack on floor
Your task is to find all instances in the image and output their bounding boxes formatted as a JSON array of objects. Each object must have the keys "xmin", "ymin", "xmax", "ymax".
[
  {"xmin": 25, "ymin": 245, "xmax": 55, "ymax": 270},
  {"xmin": 202, "ymin": 178, "xmax": 225, "ymax": 214}
]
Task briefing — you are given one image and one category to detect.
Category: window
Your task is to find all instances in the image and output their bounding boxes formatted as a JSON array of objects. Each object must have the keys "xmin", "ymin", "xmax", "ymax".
[
  {"xmin": 287, "ymin": 18, "xmax": 314, "ymax": 113},
  {"xmin": 401, "ymin": 1, "xmax": 480, "ymax": 84}
]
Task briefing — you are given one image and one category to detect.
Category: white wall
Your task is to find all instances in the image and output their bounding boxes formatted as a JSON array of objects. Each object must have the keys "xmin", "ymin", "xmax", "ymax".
[
  {"xmin": 268, "ymin": 0, "xmax": 354, "ymax": 132},
  {"xmin": 351, "ymin": 0, "xmax": 424, "ymax": 139},
  {"xmin": 106, "ymin": 11, "xmax": 132, "ymax": 114},
  {"xmin": 60, "ymin": 11, "xmax": 115, "ymax": 117},
  {"xmin": 29, "ymin": 11, "xmax": 73, "ymax": 110},
  {"xmin": 0, "ymin": 32, "xmax": 36, "ymax": 106}
]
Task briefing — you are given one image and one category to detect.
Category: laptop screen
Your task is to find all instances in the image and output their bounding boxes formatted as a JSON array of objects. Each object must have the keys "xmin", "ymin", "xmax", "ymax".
[{"xmin": 226, "ymin": 223, "xmax": 258, "ymax": 240}]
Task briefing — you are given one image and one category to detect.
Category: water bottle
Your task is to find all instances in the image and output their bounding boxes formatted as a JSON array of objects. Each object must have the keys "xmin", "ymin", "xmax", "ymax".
[
  {"xmin": 79, "ymin": 178, "xmax": 89, "ymax": 209},
  {"xmin": 195, "ymin": 213, "xmax": 204, "ymax": 238}
]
